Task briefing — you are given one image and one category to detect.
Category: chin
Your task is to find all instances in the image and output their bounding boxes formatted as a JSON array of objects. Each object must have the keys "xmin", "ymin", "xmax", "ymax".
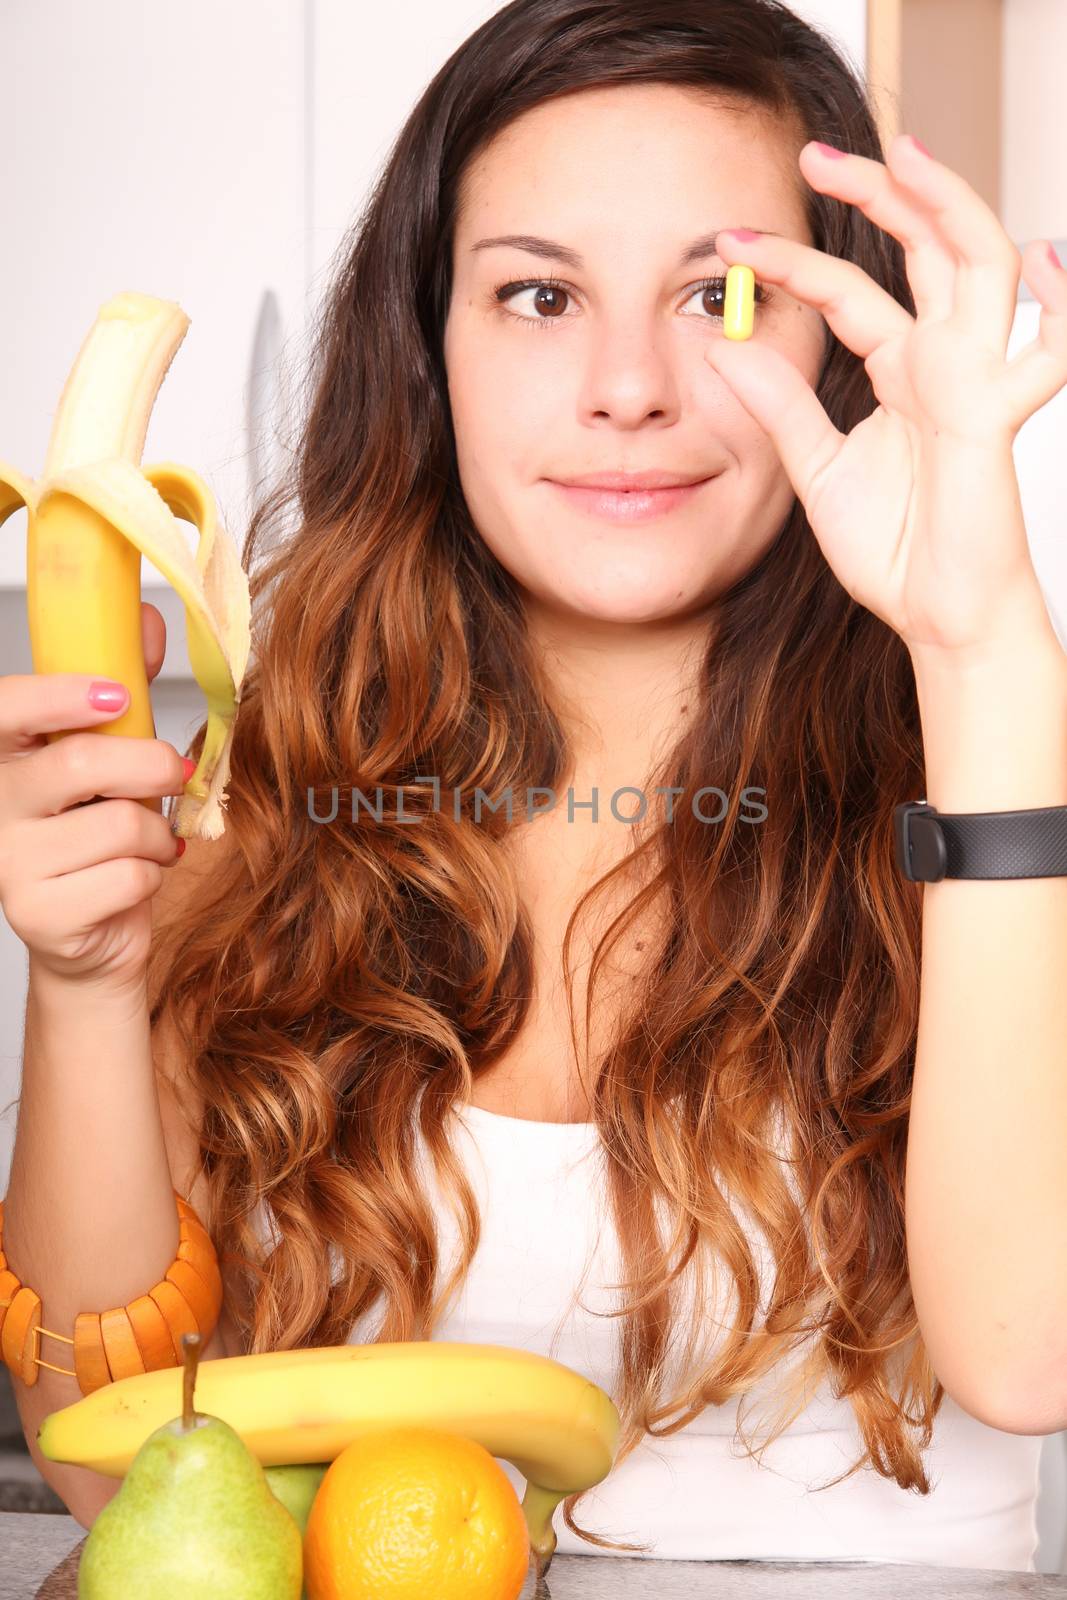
[{"xmin": 543, "ymin": 579, "xmax": 705, "ymax": 623}]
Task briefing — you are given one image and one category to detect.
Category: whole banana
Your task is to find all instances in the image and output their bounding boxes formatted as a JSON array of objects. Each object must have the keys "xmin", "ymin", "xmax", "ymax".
[
  {"xmin": 37, "ymin": 1339, "xmax": 620, "ymax": 1577},
  {"xmin": 0, "ymin": 291, "xmax": 251, "ymax": 839}
]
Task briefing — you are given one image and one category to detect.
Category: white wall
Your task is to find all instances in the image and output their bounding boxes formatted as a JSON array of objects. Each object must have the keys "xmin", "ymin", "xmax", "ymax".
[{"xmin": 1001, "ymin": 0, "xmax": 1067, "ymax": 243}]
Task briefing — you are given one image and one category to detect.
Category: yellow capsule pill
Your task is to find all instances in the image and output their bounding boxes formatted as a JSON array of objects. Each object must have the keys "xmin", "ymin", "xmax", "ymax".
[{"xmin": 723, "ymin": 264, "xmax": 755, "ymax": 340}]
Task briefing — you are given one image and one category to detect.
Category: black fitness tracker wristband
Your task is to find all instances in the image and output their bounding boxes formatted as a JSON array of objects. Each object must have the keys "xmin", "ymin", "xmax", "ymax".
[{"xmin": 894, "ymin": 800, "xmax": 1067, "ymax": 882}]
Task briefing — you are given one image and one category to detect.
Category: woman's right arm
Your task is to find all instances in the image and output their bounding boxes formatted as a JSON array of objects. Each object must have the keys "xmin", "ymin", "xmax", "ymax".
[
  {"xmin": 0, "ymin": 625, "xmax": 240, "ymax": 1528},
  {"xmin": 4, "ymin": 953, "xmax": 232, "ymax": 1529}
]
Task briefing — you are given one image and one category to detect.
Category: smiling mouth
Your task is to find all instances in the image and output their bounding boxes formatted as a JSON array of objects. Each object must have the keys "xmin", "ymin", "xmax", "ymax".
[
  {"xmin": 551, "ymin": 474, "xmax": 720, "ymax": 491},
  {"xmin": 545, "ymin": 475, "xmax": 721, "ymax": 522},
  {"xmin": 609, "ymin": 481, "xmax": 707, "ymax": 491}
]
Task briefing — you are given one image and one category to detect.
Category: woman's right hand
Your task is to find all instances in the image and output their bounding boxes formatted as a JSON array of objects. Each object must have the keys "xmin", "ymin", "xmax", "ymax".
[{"xmin": 0, "ymin": 601, "xmax": 194, "ymax": 996}]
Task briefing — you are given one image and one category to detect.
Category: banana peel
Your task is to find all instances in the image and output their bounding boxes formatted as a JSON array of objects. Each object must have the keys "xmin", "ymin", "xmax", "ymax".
[{"xmin": 0, "ymin": 291, "xmax": 251, "ymax": 839}]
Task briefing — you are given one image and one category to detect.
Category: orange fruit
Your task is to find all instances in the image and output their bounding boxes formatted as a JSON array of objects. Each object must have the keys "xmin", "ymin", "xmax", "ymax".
[{"xmin": 302, "ymin": 1425, "xmax": 530, "ymax": 1600}]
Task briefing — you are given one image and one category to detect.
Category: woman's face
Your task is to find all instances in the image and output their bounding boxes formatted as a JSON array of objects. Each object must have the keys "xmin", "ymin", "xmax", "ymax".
[{"xmin": 444, "ymin": 85, "xmax": 827, "ymax": 626}]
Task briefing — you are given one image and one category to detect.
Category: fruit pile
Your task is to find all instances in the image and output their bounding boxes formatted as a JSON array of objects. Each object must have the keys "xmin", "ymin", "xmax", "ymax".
[{"xmin": 39, "ymin": 1332, "xmax": 621, "ymax": 1597}]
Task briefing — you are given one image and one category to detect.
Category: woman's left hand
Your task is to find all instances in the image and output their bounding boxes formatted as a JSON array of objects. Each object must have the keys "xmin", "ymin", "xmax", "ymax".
[{"xmin": 705, "ymin": 133, "xmax": 1067, "ymax": 666}]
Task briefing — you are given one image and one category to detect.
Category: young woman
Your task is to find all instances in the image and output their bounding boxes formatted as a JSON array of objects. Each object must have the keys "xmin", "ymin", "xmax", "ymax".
[{"xmin": 4, "ymin": 0, "xmax": 1067, "ymax": 1572}]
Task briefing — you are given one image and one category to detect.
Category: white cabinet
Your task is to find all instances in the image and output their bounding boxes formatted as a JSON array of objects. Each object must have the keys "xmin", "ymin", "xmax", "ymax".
[
  {"xmin": 0, "ymin": 0, "xmax": 309, "ymax": 1226},
  {"xmin": 0, "ymin": 0, "xmax": 308, "ymax": 593}
]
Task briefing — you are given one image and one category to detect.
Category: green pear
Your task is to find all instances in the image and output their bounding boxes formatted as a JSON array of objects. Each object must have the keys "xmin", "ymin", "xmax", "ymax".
[
  {"xmin": 78, "ymin": 1333, "xmax": 302, "ymax": 1600},
  {"xmin": 264, "ymin": 1464, "xmax": 329, "ymax": 1600},
  {"xmin": 264, "ymin": 1463, "xmax": 328, "ymax": 1534}
]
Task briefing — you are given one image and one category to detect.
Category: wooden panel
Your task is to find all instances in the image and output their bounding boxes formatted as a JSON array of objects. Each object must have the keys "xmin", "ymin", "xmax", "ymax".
[
  {"xmin": 901, "ymin": 0, "xmax": 1000, "ymax": 212},
  {"xmin": 866, "ymin": 0, "xmax": 903, "ymax": 147},
  {"xmin": 867, "ymin": 0, "xmax": 1001, "ymax": 216}
]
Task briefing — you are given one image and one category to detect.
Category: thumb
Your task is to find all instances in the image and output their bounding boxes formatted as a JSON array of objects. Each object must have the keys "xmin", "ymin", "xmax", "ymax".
[
  {"xmin": 704, "ymin": 340, "xmax": 844, "ymax": 505},
  {"xmin": 141, "ymin": 601, "xmax": 167, "ymax": 683}
]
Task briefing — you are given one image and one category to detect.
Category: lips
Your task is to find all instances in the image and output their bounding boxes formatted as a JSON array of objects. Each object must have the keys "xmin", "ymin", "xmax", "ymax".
[
  {"xmin": 553, "ymin": 470, "xmax": 714, "ymax": 490},
  {"xmin": 547, "ymin": 475, "xmax": 716, "ymax": 522}
]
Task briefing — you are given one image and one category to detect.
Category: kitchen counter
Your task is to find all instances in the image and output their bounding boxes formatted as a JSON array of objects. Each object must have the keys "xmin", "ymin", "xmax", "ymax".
[{"xmin": 3, "ymin": 1514, "xmax": 1067, "ymax": 1600}]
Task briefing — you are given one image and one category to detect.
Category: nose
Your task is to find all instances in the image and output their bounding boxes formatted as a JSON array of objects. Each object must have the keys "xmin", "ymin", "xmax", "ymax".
[{"xmin": 575, "ymin": 313, "xmax": 684, "ymax": 432}]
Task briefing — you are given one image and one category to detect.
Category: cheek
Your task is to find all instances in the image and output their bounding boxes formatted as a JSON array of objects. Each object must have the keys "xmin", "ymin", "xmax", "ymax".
[
  {"xmin": 780, "ymin": 298, "xmax": 828, "ymax": 388},
  {"xmin": 450, "ymin": 355, "xmax": 559, "ymax": 485}
]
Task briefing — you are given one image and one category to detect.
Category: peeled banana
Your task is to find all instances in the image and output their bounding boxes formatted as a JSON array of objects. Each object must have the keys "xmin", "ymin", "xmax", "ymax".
[
  {"xmin": 0, "ymin": 291, "xmax": 251, "ymax": 839},
  {"xmin": 37, "ymin": 1339, "xmax": 621, "ymax": 1576}
]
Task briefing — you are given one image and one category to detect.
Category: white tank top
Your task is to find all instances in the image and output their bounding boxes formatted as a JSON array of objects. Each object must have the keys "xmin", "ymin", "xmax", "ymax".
[{"xmin": 253, "ymin": 1098, "xmax": 1042, "ymax": 1571}]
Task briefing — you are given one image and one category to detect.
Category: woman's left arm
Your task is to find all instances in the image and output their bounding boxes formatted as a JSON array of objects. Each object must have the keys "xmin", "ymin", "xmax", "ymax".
[
  {"xmin": 907, "ymin": 547, "xmax": 1067, "ymax": 1439},
  {"xmin": 704, "ymin": 133, "xmax": 1067, "ymax": 1434}
]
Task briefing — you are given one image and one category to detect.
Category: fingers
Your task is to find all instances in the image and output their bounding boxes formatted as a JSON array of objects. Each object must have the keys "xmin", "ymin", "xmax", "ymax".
[
  {"xmin": 714, "ymin": 228, "xmax": 912, "ymax": 361},
  {"xmin": 1, "ymin": 796, "xmax": 181, "ymax": 888},
  {"xmin": 799, "ymin": 135, "xmax": 1020, "ymax": 359},
  {"xmin": 0, "ymin": 675, "xmax": 135, "ymax": 760},
  {"xmin": 0, "ymin": 727, "xmax": 188, "ymax": 824},
  {"xmin": 704, "ymin": 338, "xmax": 844, "ymax": 513},
  {"xmin": 798, "ymin": 136, "xmax": 957, "ymax": 327},
  {"xmin": 882, "ymin": 134, "xmax": 1022, "ymax": 355},
  {"xmin": 720, "ymin": 136, "xmax": 1065, "ymax": 436},
  {"xmin": 1001, "ymin": 240, "xmax": 1067, "ymax": 427},
  {"xmin": 3, "ymin": 856, "xmax": 169, "ymax": 964},
  {"xmin": 142, "ymin": 600, "xmax": 167, "ymax": 682}
]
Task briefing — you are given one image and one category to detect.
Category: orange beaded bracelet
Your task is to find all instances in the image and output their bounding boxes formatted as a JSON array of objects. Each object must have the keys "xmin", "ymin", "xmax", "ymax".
[{"xmin": 0, "ymin": 1189, "xmax": 222, "ymax": 1396}]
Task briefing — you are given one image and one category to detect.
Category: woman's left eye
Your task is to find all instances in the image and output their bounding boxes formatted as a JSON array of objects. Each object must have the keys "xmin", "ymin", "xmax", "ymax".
[
  {"xmin": 491, "ymin": 274, "xmax": 768, "ymax": 329},
  {"xmin": 675, "ymin": 275, "xmax": 767, "ymax": 318}
]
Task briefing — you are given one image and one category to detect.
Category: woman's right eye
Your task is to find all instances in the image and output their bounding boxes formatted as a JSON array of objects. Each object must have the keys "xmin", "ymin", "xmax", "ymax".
[{"xmin": 493, "ymin": 278, "xmax": 573, "ymax": 328}]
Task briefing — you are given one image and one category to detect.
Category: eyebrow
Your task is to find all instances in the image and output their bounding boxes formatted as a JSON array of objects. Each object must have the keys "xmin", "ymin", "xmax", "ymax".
[{"xmin": 469, "ymin": 230, "xmax": 783, "ymax": 270}]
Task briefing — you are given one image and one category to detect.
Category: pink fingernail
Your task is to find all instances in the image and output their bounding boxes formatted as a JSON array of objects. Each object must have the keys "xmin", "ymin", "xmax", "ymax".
[
  {"xmin": 910, "ymin": 134, "xmax": 932, "ymax": 158},
  {"xmin": 1048, "ymin": 242, "xmax": 1063, "ymax": 270},
  {"xmin": 87, "ymin": 681, "xmax": 128, "ymax": 711},
  {"xmin": 814, "ymin": 141, "xmax": 847, "ymax": 159},
  {"xmin": 722, "ymin": 228, "xmax": 761, "ymax": 242}
]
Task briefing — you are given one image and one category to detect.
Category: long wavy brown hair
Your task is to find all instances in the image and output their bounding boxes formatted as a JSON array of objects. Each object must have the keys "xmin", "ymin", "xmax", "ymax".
[{"xmin": 147, "ymin": 0, "xmax": 937, "ymax": 1556}]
